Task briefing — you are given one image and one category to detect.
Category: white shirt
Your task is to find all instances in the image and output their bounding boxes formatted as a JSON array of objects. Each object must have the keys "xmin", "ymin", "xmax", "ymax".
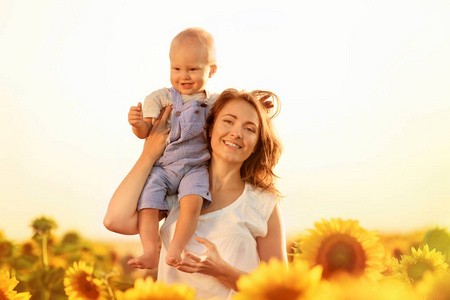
[{"xmin": 158, "ymin": 182, "xmax": 277, "ymax": 300}]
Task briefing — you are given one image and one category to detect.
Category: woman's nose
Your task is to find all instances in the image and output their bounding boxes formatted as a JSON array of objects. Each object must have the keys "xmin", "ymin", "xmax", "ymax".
[{"xmin": 230, "ymin": 126, "xmax": 242, "ymax": 138}]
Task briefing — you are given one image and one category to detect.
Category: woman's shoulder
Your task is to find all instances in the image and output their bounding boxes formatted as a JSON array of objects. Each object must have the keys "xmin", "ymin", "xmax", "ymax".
[
  {"xmin": 243, "ymin": 182, "xmax": 277, "ymax": 221},
  {"xmin": 245, "ymin": 182, "xmax": 277, "ymax": 201}
]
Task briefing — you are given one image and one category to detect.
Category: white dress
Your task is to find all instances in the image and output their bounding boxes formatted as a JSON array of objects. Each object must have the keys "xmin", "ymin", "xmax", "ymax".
[{"xmin": 158, "ymin": 182, "xmax": 277, "ymax": 300}]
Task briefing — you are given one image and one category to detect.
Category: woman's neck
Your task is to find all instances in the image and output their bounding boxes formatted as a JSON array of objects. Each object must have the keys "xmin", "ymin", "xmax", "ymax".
[{"xmin": 209, "ymin": 158, "xmax": 244, "ymax": 192}]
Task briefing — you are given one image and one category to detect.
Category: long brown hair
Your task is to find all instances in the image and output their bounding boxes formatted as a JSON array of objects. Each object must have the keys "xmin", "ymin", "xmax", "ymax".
[{"xmin": 206, "ymin": 89, "xmax": 283, "ymax": 199}]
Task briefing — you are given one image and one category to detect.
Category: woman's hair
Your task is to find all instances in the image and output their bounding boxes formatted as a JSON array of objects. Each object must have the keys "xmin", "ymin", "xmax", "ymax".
[
  {"xmin": 206, "ymin": 89, "xmax": 283, "ymax": 199},
  {"xmin": 169, "ymin": 27, "xmax": 216, "ymax": 64}
]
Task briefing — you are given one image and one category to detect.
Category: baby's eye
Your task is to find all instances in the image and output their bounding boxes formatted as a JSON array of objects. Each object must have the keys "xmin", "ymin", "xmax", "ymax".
[
  {"xmin": 172, "ymin": 67, "xmax": 180, "ymax": 71},
  {"xmin": 190, "ymin": 68, "xmax": 198, "ymax": 71}
]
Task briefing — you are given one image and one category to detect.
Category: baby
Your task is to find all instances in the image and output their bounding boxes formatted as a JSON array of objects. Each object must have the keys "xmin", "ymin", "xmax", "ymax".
[{"xmin": 127, "ymin": 28, "xmax": 218, "ymax": 269}]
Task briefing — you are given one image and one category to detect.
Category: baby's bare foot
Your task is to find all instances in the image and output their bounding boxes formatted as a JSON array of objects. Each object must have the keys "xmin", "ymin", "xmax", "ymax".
[
  {"xmin": 127, "ymin": 251, "xmax": 158, "ymax": 269},
  {"xmin": 166, "ymin": 245, "xmax": 183, "ymax": 267}
]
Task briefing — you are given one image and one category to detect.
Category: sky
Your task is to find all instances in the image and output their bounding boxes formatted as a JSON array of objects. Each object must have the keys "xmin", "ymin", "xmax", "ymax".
[{"xmin": 1, "ymin": 0, "xmax": 449, "ymax": 242}]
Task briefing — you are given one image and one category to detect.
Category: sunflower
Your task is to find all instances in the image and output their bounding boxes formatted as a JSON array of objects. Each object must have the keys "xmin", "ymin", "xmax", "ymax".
[
  {"xmin": 423, "ymin": 227, "xmax": 450, "ymax": 259},
  {"xmin": 379, "ymin": 231, "xmax": 423, "ymax": 260},
  {"xmin": 396, "ymin": 244, "xmax": 448, "ymax": 284},
  {"xmin": 20, "ymin": 240, "xmax": 39, "ymax": 257},
  {"xmin": 383, "ymin": 256, "xmax": 400, "ymax": 276},
  {"xmin": 233, "ymin": 258, "xmax": 323, "ymax": 300},
  {"xmin": 0, "ymin": 239, "xmax": 13, "ymax": 258},
  {"xmin": 116, "ymin": 277, "xmax": 197, "ymax": 300},
  {"xmin": 319, "ymin": 275, "xmax": 414, "ymax": 300},
  {"xmin": 0, "ymin": 270, "xmax": 31, "ymax": 300},
  {"xmin": 64, "ymin": 260, "xmax": 108, "ymax": 300},
  {"xmin": 296, "ymin": 218, "xmax": 385, "ymax": 280}
]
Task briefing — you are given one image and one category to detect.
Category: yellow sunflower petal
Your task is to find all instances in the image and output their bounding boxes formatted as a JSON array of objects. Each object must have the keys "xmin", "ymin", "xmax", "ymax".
[
  {"xmin": 296, "ymin": 218, "xmax": 385, "ymax": 280},
  {"xmin": 63, "ymin": 260, "xmax": 108, "ymax": 300},
  {"xmin": 0, "ymin": 270, "xmax": 31, "ymax": 300},
  {"xmin": 116, "ymin": 277, "xmax": 197, "ymax": 300},
  {"xmin": 396, "ymin": 244, "xmax": 448, "ymax": 285},
  {"xmin": 319, "ymin": 275, "xmax": 414, "ymax": 300},
  {"xmin": 234, "ymin": 258, "xmax": 323, "ymax": 300}
]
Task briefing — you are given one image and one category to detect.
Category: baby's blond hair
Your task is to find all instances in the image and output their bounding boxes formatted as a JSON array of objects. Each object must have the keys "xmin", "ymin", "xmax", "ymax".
[{"xmin": 169, "ymin": 27, "xmax": 216, "ymax": 64}]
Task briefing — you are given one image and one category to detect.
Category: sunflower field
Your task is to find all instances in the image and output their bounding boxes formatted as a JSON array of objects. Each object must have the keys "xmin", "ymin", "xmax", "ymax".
[{"xmin": 1, "ymin": 216, "xmax": 449, "ymax": 300}]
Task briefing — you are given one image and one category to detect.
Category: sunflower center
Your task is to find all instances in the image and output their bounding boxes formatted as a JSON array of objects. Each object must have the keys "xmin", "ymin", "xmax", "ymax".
[
  {"xmin": 0, "ymin": 290, "xmax": 8, "ymax": 300},
  {"xmin": 393, "ymin": 248, "xmax": 403, "ymax": 260},
  {"xmin": 22, "ymin": 243, "xmax": 34, "ymax": 255},
  {"xmin": 407, "ymin": 260, "xmax": 434, "ymax": 282},
  {"xmin": 316, "ymin": 233, "xmax": 366, "ymax": 278},
  {"xmin": 0, "ymin": 241, "xmax": 12, "ymax": 257},
  {"xmin": 265, "ymin": 286, "xmax": 302, "ymax": 300},
  {"xmin": 77, "ymin": 275, "xmax": 100, "ymax": 299}
]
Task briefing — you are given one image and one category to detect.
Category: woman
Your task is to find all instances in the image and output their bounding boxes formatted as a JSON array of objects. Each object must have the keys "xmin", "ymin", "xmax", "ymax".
[{"xmin": 104, "ymin": 89, "xmax": 287, "ymax": 299}]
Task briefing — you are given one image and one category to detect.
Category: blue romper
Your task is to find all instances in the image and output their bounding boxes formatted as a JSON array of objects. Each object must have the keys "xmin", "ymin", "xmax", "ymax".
[{"xmin": 137, "ymin": 88, "xmax": 211, "ymax": 211}]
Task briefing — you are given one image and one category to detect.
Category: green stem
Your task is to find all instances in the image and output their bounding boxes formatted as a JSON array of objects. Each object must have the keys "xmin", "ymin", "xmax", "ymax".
[
  {"xmin": 41, "ymin": 232, "xmax": 50, "ymax": 300},
  {"xmin": 41, "ymin": 233, "xmax": 49, "ymax": 270},
  {"xmin": 42, "ymin": 289, "xmax": 50, "ymax": 300},
  {"xmin": 104, "ymin": 274, "xmax": 116, "ymax": 300}
]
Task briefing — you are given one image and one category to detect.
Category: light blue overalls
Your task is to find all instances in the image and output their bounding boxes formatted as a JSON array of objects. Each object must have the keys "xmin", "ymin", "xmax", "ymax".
[{"xmin": 138, "ymin": 87, "xmax": 211, "ymax": 211}]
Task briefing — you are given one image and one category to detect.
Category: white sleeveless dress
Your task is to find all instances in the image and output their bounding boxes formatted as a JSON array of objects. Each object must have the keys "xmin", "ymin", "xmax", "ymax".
[{"xmin": 157, "ymin": 182, "xmax": 277, "ymax": 300}]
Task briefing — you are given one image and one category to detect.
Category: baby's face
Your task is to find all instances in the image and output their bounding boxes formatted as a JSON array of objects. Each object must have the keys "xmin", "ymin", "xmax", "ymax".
[{"xmin": 170, "ymin": 43, "xmax": 216, "ymax": 95}]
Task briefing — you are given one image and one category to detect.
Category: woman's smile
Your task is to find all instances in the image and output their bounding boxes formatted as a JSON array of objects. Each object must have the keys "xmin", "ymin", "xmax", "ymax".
[{"xmin": 223, "ymin": 140, "xmax": 242, "ymax": 149}]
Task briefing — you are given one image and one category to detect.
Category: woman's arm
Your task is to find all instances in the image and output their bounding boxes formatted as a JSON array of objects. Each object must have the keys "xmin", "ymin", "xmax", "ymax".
[
  {"xmin": 103, "ymin": 106, "xmax": 172, "ymax": 235},
  {"xmin": 256, "ymin": 203, "xmax": 288, "ymax": 263}
]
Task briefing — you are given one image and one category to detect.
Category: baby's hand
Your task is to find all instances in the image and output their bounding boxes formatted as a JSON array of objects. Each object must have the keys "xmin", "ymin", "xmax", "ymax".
[{"xmin": 128, "ymin": 102, "xmax": 145, "ymax": 127}]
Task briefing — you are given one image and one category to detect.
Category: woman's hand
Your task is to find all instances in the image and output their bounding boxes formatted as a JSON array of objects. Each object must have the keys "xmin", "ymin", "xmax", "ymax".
[
  {"xmin": 177, "ymin": 237, "xmax": 245, "ymax": 291},
  {"xmin": 142, "ymin": 105, "xmax": 172, "ymax": 161},
  {"xmin": 176, "ymin": 237, "xmax": 226, "ymax": 276}
]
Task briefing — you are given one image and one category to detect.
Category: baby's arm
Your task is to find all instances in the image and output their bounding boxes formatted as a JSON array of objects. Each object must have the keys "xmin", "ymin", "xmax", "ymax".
[{"xmin": 128, "ymin": 102, "xmax": 153, "ymax": 139}]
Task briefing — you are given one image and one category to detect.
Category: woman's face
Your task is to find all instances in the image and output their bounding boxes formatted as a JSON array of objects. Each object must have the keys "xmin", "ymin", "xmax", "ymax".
[{"xmin": 210, "ymin": 98, "xmax": 260, "ymax": 165}]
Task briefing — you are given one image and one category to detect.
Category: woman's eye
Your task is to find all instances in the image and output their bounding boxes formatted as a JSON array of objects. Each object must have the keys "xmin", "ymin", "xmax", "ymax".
[
  {"xmin": 224, "ymin": 119, "xmax": 233, "ymax": 124},
  {"xmin": 245, "ymin": 127, "xmax": 256, "ymax": 133}
]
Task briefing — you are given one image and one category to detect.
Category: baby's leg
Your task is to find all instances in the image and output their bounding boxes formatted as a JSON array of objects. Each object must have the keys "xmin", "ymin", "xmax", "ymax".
[
  {"xmin": 128, "ymin": 208, "xmax": 160, "ymax": 269},
  {"xmin": 166, "ymin": 194, "xmax": 203, "ymax": 267}
]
